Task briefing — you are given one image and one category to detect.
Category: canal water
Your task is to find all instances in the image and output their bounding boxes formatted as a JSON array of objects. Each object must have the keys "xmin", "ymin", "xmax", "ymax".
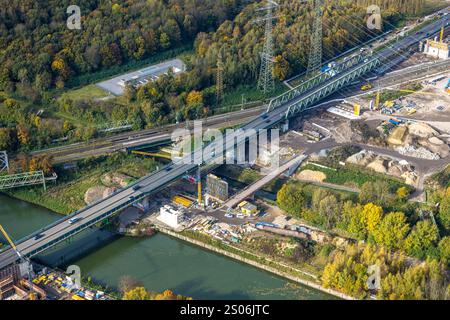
[{"xmin": 0, "ymin": 195, "xmax": 334, "ymax": 300}]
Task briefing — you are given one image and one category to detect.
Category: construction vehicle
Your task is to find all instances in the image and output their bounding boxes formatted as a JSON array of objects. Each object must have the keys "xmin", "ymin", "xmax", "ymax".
[
  {"xmin": 173, "ymin": 195, "xmax": 193, "ymax": 208},
  {"xmin": 0, "ymin": 225, "xmax": 37, "ymax": 300}
]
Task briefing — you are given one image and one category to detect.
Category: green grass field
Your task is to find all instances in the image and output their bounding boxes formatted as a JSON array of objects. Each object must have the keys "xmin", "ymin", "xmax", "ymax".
[
  {"xmin": 6, "ymin": 154, "xmax": 160, "ymax": 215},
  {"xmin": 59, "ymin": 84, "xmax": 110, "ymax": 102},
  {"xmin": 300, "ymin": 163, "xmax": 410, "ymax": 191}
]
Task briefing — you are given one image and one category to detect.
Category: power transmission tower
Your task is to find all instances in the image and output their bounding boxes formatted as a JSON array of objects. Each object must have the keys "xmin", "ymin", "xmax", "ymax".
[
  {"xmin": 257, "ymin": 0, "xmax": 278, "ymax": 95},
  {"xmin": 0, "ymin": 151, "xmax": 8, "ymax": 172},
  {"xmin": 307, "ymin": 0, "xmax": 324, "ymax": 75},
  {"xmin": 216, "ymin": 50, "xmax": 225, "ymax": 105}
]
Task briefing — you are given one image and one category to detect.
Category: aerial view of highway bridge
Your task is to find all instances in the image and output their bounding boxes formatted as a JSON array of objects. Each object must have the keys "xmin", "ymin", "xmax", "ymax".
[{"xmin": 1, "ymin": 8, "xmax": 449, "ymax": 272}]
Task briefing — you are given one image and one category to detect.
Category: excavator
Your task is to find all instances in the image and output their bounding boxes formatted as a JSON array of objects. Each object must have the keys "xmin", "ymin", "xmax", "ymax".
[{"xmin": 0, "ymin": 225, "xmax": 37, "ymax": 300}]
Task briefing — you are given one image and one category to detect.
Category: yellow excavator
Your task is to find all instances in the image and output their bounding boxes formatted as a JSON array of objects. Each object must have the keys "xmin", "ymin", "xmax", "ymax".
[{"xmin": 0, "ymin": 225, "xmax": 37, "ymax": 300}]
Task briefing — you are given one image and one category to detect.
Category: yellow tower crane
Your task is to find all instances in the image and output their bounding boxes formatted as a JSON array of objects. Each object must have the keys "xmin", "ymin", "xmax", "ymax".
[{"xmin": 0, "ymin": 225, "xmax": 37, "ymax": 300}]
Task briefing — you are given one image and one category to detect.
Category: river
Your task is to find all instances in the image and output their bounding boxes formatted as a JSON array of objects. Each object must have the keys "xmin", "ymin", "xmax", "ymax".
[{"xmin": 0, "ymin": 194, "xmax": 334, "ymax": 300}]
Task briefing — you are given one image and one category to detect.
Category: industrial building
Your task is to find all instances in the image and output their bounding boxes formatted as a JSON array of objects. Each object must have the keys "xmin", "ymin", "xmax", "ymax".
[
  {"xmin": 158, "ymin": 205, "xmax": 185, "ymax": 229},
  {"xmin": 237, "ymin": 201, "xmax": 259, "ymax": 216},
  {"xmin": 206, "ymin": 174, "xmax": 229, "ymax": 202}
]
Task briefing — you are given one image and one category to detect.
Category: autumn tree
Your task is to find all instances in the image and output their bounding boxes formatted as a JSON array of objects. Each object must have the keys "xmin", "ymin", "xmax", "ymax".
[
  {"xmin": 438, "ymin": 187, "xmax": 450, "ymax": 231},
  {"xmin": 373, "ymin": 212, "xmax": 410, "ymax": 250},
  {"xmin": 404, "ymin": 220, "xmax": 440, "ymax": 259},
  {"xmin": 276, "ymin": 183, "xmax": 306, "ymax": 218},
  {"xmin": 119, "ymin": 275, "xmax": 142, "ymax": 294},
  {"xmin": 122, "ymin": 287, "xmax": 152, "ymax": 300}
]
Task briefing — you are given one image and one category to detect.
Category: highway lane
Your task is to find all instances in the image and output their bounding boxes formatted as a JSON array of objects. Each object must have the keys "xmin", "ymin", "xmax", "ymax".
[
  {"xmin": 1, "ymin": 9, "xmax": 449, "ymax": 269},
  {"xmin": 0, "ymin": 162, "xmax": 197, "ymax": 269},
  {"xmin": 28, "ymin": 106, "xmax": 266, "ymax": 164}
]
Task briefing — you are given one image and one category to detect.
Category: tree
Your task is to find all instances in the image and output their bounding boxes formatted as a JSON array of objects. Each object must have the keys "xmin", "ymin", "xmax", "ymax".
[
  {"xmin": 0, "ymin": 128, "xmax": 15, "ymax": 151},
  {"xmin": 373, "ymin": 212, "xmax": 410, "ymax": 249},
  {"xmin": 438, "ymin": 237, "xmax": 450, "ymax": 266},
  {"xmin": 160, "ymin": 32, "xmax": 171, "ymax": 50},
  {"xmin": 438, "ymin": 187, "xmax": 450, "ymax": 231},
  {"xmin": 404, "ymin": 220, "xmax": 439, "ymax": 259},
  {"xmin": 359, "ymin": 181, "xmax": 392, "ymax": 207},
  {"xmin": 276, "ymin": 183, "xmax": 306, "ymax": 218},
  {"xmin": 119, "ymin": 275, "xmax": 142, "ymax": 294},
  {"xmin": 362, "ymin": 203, "xmax": 384, "ymax": 235},
  {"xmin": 124, "ymin": 84, "xmax": 136, "ymax": 103},
  {"xmin": 186, "ymin": 91, "xmax": 204, "ymax": 107},
  {"xmin": 317, "ymin": 194, "xmax": 340, "ymax": 229},
  {"xmin": 396, "ymin": 187, "xmax": 410, "ymax": 201},
  {"xmin": 122, "ymin": 287, "xmax": 152, "ymax": 300},
  {"xmin": 273, "ymin": 55, "xmax": 290, "ymax": 81},
  {"xmin": 16, "ymin": 124, "xmax": 30, "ymax": 147}
]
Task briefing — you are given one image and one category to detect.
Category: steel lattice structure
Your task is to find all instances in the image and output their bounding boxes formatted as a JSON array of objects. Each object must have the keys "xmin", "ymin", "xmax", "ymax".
[
  {"xmin": 285, "ymin": 58, "xmax": 382, "ymax": 119},
  {"xmin": 257, "ymin": 0, "xmax": 278, "ymax": 94},
  {"xmin": 0, "ymin": 171, "xmax": 47, "ymax": 191},
  {"xmin": 267, "ymin": 55, "xmax": 363, "ymax": 113},
  {"xmin": 307, "ymin": 0, "xmax": 324, "ymax": 75},
  {"xmin": 0, "ymin": 151, "xmax": 8, "ymax": 172}
]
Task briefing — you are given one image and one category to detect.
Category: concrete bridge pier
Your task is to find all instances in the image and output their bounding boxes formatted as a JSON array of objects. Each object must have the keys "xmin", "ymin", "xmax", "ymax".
[{"xmin": 140, "ymin": 196, "xmax": 151, "ymax": 211}]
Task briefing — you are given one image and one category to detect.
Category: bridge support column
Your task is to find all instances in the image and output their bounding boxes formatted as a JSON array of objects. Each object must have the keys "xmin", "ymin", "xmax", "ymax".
[
  {"xmin": 280, "ymin": 120, "xmax": 289, "ymax": 133},
  {"xmin": 140, "ymin": 196, "xmax": 150, "ymax": 211}
]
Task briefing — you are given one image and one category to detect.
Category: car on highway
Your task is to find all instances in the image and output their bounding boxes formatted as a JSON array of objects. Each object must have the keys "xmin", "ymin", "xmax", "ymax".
[
  {"xmin": 34, "ymin": 233, "xmax": 45, "ymax": 240},
  {"xmin": 68, "ymin": 217, "xmax": 82, "ymax": 224},
  {"xmin": 132, "ymin": 185, "xmax": 142, "ymax": 191},
  {"xmin": 224, "ymin": 213, "xmax": 234, "ymax": 218}
]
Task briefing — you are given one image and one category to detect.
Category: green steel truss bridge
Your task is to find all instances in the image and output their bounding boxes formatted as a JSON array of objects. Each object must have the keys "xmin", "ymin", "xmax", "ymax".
[{"xmin": 0, "ymin": 171, "xmax": 57, "ymax": 191}]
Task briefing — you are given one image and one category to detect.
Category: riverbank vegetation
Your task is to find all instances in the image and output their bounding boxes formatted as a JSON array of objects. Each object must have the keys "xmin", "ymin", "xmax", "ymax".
[
  {"xmin": 119, "ymin": 275, "xmax": 191, "ymax": 300},
  {"xmin": 5, "ymin": 153, "xmax": 159, "ymax": 214}
]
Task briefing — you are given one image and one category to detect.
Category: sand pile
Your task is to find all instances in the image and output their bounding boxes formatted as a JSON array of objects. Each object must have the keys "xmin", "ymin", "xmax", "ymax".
[{"xmin": 297, "ymin": 170, "xmax": 327, "ymax": 182}]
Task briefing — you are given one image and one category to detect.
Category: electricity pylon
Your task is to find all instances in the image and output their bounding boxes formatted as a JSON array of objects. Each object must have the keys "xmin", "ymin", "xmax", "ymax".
[
  {"xmin": 257, "ymin": 0, "xmax": 279, "ymax": 95},
  {"xmin": 307, "ymin": 0, "xmax": 324, "ymax": 75}
]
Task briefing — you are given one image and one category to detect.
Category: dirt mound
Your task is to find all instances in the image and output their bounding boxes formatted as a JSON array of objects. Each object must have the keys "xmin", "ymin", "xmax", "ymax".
[
  {"xmin": 297, "ymin": 170, "xmax": 327, "ymax": 182},
  {"xmin": 101, "ymin": 172, "xmax": 132, "ymax": 188},
  {"xmin": 84, "ymin": 186, "xmax": 116, "ymax": 205},
  {"xmin": 408, "ymin": 123, "xmax": 438, "ymax": 138},
  {"xmin": 367, "ymin": 159, "xmax": 387, "ymax": 174}
]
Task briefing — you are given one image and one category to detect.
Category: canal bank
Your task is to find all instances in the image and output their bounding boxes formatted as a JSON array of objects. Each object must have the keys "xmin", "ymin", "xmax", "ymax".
[
  {"xmin": 0, "ymin": 195, "xmax": 336, "ymax": 300},
  {"xmin": 159, "ymin": 227, "xmax": 353, "ymax": 300}
]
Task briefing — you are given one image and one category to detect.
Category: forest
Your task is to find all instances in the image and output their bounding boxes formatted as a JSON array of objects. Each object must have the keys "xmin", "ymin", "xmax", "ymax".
[{"xmin": 0, "ymin": 0, "xmax": 433, "ymax": 157}]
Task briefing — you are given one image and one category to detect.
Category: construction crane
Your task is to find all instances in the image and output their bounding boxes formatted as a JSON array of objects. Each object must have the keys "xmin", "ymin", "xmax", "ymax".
[{"xmin": 0, "ymin": 225, "xmax": 37, "ymax": 300}]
